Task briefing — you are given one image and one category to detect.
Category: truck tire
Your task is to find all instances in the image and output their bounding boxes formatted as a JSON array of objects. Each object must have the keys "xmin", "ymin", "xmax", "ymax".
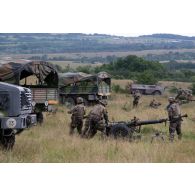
[
  {"xmin": 64, "ymin": 97, "xmax": 75, "ymax": 108},
  {"xmin": 152, "ymin": 90, "xmax": 161, "ymax": 95},
  {"xmin": 0, "ymin": 130, "xmax": 15, "ymax": 150},
  {"xmin": 36, "ymin": 112, "xmax": 44, "ymax": 125},
  {"xmin": 110, "ymin": 124, "xmax": 130, "ymax": 139}
]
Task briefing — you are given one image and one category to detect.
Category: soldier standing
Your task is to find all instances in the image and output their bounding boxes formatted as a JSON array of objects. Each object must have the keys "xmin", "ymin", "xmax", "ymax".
[
  {"xmin": 167, "ymin": 97, "xmax": 182, "ymax": 142},
  {"xmin": 85, "ymin": 100, "xmax": 108, "ymax": 138},
  {"xmin": 133, "ymin": 90, "xmax": 141, "ymax": 108},
  {"xmin": 68, "ymin": 97, "xmax": 86, "ymax": 135}
]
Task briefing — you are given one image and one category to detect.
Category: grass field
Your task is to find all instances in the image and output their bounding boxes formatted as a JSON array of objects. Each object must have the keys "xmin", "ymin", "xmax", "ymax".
[{"xmin": 0, "ymin": 80, "xmax": 195, "ymax": 163}]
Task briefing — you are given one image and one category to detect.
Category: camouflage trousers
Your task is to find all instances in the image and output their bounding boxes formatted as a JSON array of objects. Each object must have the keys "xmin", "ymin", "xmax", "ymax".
[
  {"xmin": 82, "ymin": 115, "xmax": 105, "ymax": 138},
  {"xmin": 133, "ymin": 99, "xmax": 139, "ymax": 107},
  {"xmin": 169, "ymin": 120, "xmax": 182, "ymax": 141},
  {"xmin": 82, "ymin": 117, "xmax": 90, "ymax": 137},
  {"xmin": 69, "ymin": 116, "xmax": 83, "ymax": 135}
]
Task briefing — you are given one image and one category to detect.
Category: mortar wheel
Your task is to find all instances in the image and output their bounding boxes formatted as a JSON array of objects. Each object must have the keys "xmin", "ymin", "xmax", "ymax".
[
  {"xmin": 110, "ymin": 124, "xmax": 129, "ymax": 139},
  {"xmin": 0, "ymin": 131, "xmax": 15, "ymax": 150},
  {"xmin": 36, "ymin": 112, "xmax": 44, "ymax": 124}
]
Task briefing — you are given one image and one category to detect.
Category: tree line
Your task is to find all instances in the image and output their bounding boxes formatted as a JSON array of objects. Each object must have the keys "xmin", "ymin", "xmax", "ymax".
[{"xmin": 56, "ymin": 55, "xmax": 195, "ymax": 84}]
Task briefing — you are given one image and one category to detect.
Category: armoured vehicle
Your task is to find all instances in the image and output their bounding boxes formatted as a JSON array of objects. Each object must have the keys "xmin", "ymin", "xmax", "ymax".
[
  {"xmin": 59, "ymin": 72, "xmax": 111, "ymax": 107},
  {"xmin": 0, "ymin": 60, "xmax": 59, "ymax": 122},
  {"xmin": 0, "ymin": 82, "xmax": 36, "ymax": 149},
  {"xmin": 129, "ymin": 83, "xmax": 164, "ymax": 95}
]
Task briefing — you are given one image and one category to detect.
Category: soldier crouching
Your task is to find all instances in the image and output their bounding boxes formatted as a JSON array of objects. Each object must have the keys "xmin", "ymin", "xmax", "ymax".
[
  {"xmin": 167, "ymin": 97, "xmax": 182, "ymax": 142},
  {"xmin": 68, "ymin": 97, "xmax": 86, "ymax": 135}
]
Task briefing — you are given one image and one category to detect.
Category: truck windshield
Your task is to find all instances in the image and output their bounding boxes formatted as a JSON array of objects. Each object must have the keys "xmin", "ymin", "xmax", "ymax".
[
  {"xmin": 0, "ymin": 92, "xmax": 9, "ymax": 116},
  {"xmin": 98, "ymin": 78, "xmax": 111, "ymax": 94}
]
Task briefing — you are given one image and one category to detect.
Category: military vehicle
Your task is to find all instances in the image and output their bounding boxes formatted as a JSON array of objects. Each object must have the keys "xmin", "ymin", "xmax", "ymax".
[
  {"xmin": 0, "ymin": 60, "xmax": 59, "ymax": 122},
  {"xmin": 59, "ymin": 72, "xmax": 111, "ymax": 107},
  {"xmin": 104, "ymin": 115, "xmax": 187, "ymax": 140},
  {"xmin": 0, "ymin": 82, "xmax": 36, "ymax": 149},
  {"xmin": 103, "ymin": 117, "xmax": 166, "ymax": 139},
  {"xmin": 129, "ymin": 83, "xmax": 164, "ymax": 95}
]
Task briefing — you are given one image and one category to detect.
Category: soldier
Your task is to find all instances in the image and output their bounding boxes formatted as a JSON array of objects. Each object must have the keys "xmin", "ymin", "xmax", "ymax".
[
  {"xmin": 85, "ymin": 100, "xmax": 108, "ymax": 138},
  {"xmin": 149, "ymin": 99, "xmax": 161, "ymax": 109},
  {"xmin": 68, "ymin": 97, "xmax": 86, "ymax": 135},
  {"xmin": 185, "ymin": 89, "xmax": 193, "ymax": 101},
  {"xmin": 81, "ymin": 110, "xmax": 92, "ymax": 138},
  {"xmin": 133, "ymin": 90, "xmax": 141, "ymax": 108},
  {"xmin": 166, "ymin": 97, "xmax": 182, "ymax": 142}
]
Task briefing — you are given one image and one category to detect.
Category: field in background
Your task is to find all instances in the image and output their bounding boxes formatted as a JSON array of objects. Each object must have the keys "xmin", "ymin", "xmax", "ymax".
[
  {"xmin": 2, "ymin": 48, "xmax": 195, "ymax": 59},
  {"xmin": 0, "ymin": 80, "xmax": 195, "ymax": 163}
]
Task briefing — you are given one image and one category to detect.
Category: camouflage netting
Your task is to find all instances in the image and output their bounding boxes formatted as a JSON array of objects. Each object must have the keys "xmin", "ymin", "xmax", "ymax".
[
  {"xmin": 0, "ymin": 61, "xmax": 58, "ymax": 87},
  {"xmin": 59, "ymin": 71, "xmax": 111, "ymax": 86}
]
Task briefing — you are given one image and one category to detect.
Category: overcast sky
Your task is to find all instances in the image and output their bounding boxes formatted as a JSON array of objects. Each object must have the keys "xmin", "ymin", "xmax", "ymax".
[{"xmin": 1, "ymin": 0, "xmax": 195, "ymax": 36}]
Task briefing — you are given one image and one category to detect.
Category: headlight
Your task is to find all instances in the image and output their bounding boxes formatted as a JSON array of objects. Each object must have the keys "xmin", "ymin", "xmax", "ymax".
[
  {"xmin": 31, "ymin": 101, "xmax": 36, "ymax": 107},
  {"xmin": 45, "ymin": 101, "xmax": 49, "ymax": 106}
]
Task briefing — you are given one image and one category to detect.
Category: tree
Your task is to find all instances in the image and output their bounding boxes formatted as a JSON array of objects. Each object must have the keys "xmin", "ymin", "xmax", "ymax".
[{"xmin": 137, "ymin": 71, "xmax": 158, "ymax": 84}]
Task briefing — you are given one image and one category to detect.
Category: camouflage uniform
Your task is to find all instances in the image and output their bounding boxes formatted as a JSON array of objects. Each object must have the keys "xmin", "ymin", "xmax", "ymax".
[
  {"xmin": 133, "ymin": 91, "xmax": 141, "ymax": 108},
  {"xmin": 176, "ymin": 88, "xmax": 193, "ymax": 104},
  {"xmin": 68, "ymin": 98, "xmax": 86, "ymax": 135},
  {"xmin": 149, "ymin": 99, "xmax": 161, "ymax": 109},
  {"xmin": 86, "ymin": 100, "xmax": 108, "ymax": 138},
  {"xmin": 82, "ymin": 110, "xmax": 91, "ymax": 137},
  {"xmin": 167, "ymin": 97, "xmax": 182, "ymax": 141}
]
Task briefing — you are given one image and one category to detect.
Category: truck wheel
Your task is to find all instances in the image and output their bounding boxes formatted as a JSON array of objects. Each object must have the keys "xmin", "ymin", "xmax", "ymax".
[
  {"xmin": 0, "ymin": 131, "xmax": 15, "ymax": 150},
  {"xmin": 64, "ymin": 97, "xmax": 75, "ymax": 108},
  {"xmin": 152, "ymin": 91, "xmax": 161, "ymax": 95},
  {"xmin": 36, "ymin": 112, "xmax": 44, "ymax": 125},
  {"xmin": 110, "ymin": 124, "xmax": 129, "ymax": 139}
]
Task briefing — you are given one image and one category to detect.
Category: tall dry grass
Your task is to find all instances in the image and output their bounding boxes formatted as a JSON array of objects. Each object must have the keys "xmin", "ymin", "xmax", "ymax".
[{"xmin": 0, "ymin": 80, "xmax": 195, "ymax": 162}]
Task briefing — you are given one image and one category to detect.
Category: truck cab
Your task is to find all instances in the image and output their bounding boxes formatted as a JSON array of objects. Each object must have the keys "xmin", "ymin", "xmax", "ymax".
[{"xmin": 0, "ymin": 82, "xmax": 36, "ymax": 149}]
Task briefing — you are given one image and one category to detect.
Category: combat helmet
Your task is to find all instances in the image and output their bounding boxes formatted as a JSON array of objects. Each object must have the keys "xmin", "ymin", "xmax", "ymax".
[
  {"xmin": 168, "ymin": 97, "xmax": 175, "ymax": 103},
  {"xmin": 77, "ymin": 97, "xmax": 84, "ymax": 104}
]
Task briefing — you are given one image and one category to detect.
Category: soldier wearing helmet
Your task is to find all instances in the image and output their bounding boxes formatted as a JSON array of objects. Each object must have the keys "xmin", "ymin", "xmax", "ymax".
[
  {"xmin": 68, "ymin": 97, "xmax": 86, "ymax": 135},
  {"xmin": 83, "ymin": 99, "xmax": 108, "ymax": 138},
  {"xmin": 133, "ymin": 90, "xmax": 141, "ymax": 108},
  {"xmin": 149, "ymin": 98, "xmax": 161, "ymax": 109},
  {"xmin": 167, "ymin": 96, "xmax": 182, "ymax": 141}
]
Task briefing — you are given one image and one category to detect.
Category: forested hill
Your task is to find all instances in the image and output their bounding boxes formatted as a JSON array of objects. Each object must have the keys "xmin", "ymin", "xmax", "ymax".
[
  {"xmin": 139, "ymin": 34, "xmax": 195, "ymax": 40},
  {"xmin": 1, "ymin": 33, "xmax": 195, "ymax": 54}
]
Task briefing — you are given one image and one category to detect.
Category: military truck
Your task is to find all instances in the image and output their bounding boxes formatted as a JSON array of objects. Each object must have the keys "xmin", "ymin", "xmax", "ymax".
[
  {"xmin": 59, "ymin": 72, "xmax": 111, "ymax": 107},
  {"xmin": 0, "ymin": 60, "xmax": 59, "ymax": 122},
  {"xmin": 129, "ymin": 83, "xmax": 164, "ymax": 95},
  {"xmin": 0, "ymin": 82, "xmax": 36, "ymax": 149}
]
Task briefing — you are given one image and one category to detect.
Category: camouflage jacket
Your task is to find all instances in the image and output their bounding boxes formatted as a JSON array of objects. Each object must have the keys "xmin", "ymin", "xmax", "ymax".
[
  {"xmin": 68, "ymin": 104, "xmax": 86, "ymax": 119},
  {"xmin": 90, "ymin": 104, "xmax": 108, "ymax": 122},
  {"xmin": 167, "ymin": 103, "xmax": 181, "ymax": 120},
  {"xmin": 133, "ymin": 92, "xmax": 141, "ymax": 100}
]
